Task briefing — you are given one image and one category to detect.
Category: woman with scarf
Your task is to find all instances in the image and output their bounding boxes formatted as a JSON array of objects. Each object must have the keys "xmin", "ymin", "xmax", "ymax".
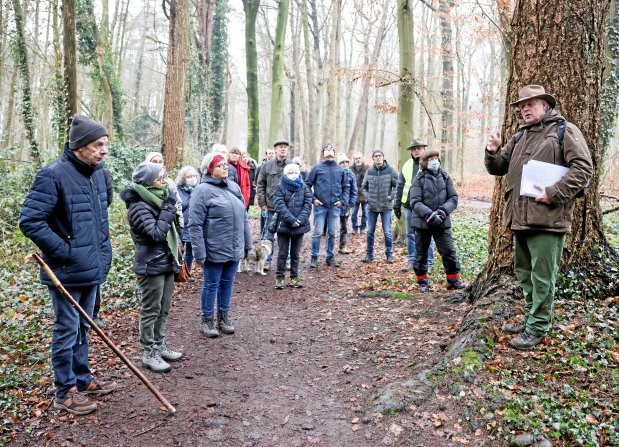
[
  {"xmin": 176, "ymin": 166, "xmax": 199, "ymax": 272},
  {"xmin": 228, "ymin": 147, "xmax": 252, "ymax": 207},
  {"xmin": 189, "ymin": 153, "xmax": 252, "ymax": 338},
  {"xmin": 120, "ymin": 162, "xmax": 183, "ymax": 373},
  {"xmin": 272, "ymin": 163, "xmax": 313, "ymax": 289}
]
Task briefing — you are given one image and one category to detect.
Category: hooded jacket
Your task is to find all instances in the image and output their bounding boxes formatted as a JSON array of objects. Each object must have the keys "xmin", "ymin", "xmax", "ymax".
[
  {"xmin": 305, "ymin": 159, "xmax": 350, "ymax": 208},
  {"xmin": 19, "ymin": 145, "xmax": 112, "ymax": 286},
  {"xmin": 189, "ymin": 176, "xmax": 252, "ymax": 263},
  {"xmin": 484, "ymin": 109, "xmax": 593, "ymax": 232}
]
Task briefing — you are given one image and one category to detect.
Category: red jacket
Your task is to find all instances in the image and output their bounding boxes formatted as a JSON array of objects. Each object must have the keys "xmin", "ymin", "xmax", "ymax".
[{"xmin": 231, "ymin": 160, "xmax": 252, "ymax": 206}]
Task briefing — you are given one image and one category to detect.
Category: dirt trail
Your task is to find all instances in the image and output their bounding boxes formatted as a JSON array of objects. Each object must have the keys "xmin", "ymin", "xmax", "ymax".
[{"xmin": 14, "ymin": 233, "xmax": 493, "ymax": 447}]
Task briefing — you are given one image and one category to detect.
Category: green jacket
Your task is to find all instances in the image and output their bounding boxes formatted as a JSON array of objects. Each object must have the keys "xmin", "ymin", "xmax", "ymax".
[{"xmin": 484, "ymin": 109, "xmax": 593, "ymax": 233}]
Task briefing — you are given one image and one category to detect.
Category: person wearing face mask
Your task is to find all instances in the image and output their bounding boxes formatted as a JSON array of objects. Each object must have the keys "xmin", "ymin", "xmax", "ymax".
[
  {"xmin": 272, "ymin": 163, "xmax": 313, "ymax": 288},
  {"xmin": 120, "ymin": 162, "xmax": 184, "ymax": 373},
  {"xmin": 409, "ymin": 150, "xmax": 465, "ymax": 293},
  {"xmin": 176, "ymin": 166, "xmax": 199, "ymax": 273}
]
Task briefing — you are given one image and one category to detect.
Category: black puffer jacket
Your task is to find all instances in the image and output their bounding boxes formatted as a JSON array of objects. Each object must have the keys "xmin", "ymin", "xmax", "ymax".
[
  {"xmin": 119, "ymin": 188, "xmax": 179, "ymax": 276},
  {"xmin": 273, "ymin": 181, "xmax": 313, "ymax": 235},
  {"xmin": 408, "ymin": 168, "xmax": 458, "ymax": 230}
]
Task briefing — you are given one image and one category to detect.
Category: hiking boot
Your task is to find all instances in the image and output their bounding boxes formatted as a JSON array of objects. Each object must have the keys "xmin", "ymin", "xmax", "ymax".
[
  {"xmin": 361, "ymin": 254, "xmax": 373, "ymax": 263},
  {"xmin": 417, "ymin": 279, "xmax": 430, "ymax": 293},
  {"xmin": 339, "ymin": 247, "xmax": 352, "ymax": 254},
  {"xmin": 502, "ymin": 321, "xmax": 526, "ymax": 334},
  {"xmin": 275, "ymin": 278, "xmax": 285, "ymax": 289},
  {"xmin": 77, "ymin": 380, "xmax": 117, "ymax": 396},
  {"xmin": 264, "ymin": 261, "xmax": 271, "ymax": 271},
  {"xmin": 509, "ymin": 331, "xmax": 543, "ymax": 350},
  {"xmin": 218, "ymin": 312, "xmax": 235, "ymax": 334},
  {"xmin": 159, "ymin": 341, "xmax": 183, "ymax": 362},
  {"xmin": 309, "ymin": 256, "xmax": 318, "ymax": 268},
  {"xmin": 386, "ymin": 254, "xmax": 395, "ymax": 264},
  {"xmin": 289, "ymin": 278, "xmax": 303, "ymax": 288},
  {"xmin": 401, "ymin": 263, "xmax": 414, "ymax": 272},
  {"xmin": 54, "ymin": 387, "xmax": 97, "ymax": 415},
  {"xmin": 447, "ymin": 278, "xmax": 467, "ymax": 290},
  {"xmin": 201, "ymin": 315, "xmax": 220, "ymax": 338},
  {"xmin": 326, "ymin": 256, "xmax": 340, "ymax": 267},
  {"xmin": 142, "ymin": 349, "xmax": 171, "ymax": 373}
]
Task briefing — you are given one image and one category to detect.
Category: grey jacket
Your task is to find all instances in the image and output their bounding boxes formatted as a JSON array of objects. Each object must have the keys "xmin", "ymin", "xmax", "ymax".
[
  {"xmin": 361, "ymin": 161, "xmax": 398, "ymax": 212},
  {"xmin": 256, "ymin": 158, "xmax": 288, "ymax": 210},
  {"xmin": 188, "ymin": 176, "xmax": 252, "ymax": 263}
]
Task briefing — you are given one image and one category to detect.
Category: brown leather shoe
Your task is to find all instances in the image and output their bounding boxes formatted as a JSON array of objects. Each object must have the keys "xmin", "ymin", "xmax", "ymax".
[
  {"xmin": 54, "ymin": 387, "xmax": 97, "ymax": 415},
  {"xmin": 78, "ymin": 380, "xmax": 118, "ymax": 396}
]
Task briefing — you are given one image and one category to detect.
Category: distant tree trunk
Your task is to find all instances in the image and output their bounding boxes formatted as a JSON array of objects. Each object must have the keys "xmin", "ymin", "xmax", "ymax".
[
  {"xmin": 51, "ymin": 0, "xmax": 66, "ymax": 151},
  {"xmin": 198, "ymin": 0, "xmax": 215, "ymax": 65},
  {"xmin": 439, "ymin": 0, "xmax": 454, "ymax": 170},
  {"xmin": 1, "ymin": 70, "xmax": 17, "ymax": 148},
  {"xmin": 397, "ymin": 0, "xmax": 414, "ymax": 160},
  {"xmin": 63, "ymin": 0, "xmax": 78, "ymax": 120},
  {"xmin": 243, "ymin": 0, "xmax": 261, "ymax": 159},
  {"xmin": 291, "ymin": 0, "xmax": 308, "ymax": 156},
  {"xmin": 161, "ymin": 0, "xmax": 189, "ymax": 169},
  {"xmin": 268, "ymin": 0, "xmax": 290, "ymax": 145},
  {"xmin": 347, "ymin": 0, "xmax": 388, "ymax": 153},
  {"xmin": 302, "ymin": 0, "xmax": 318, "ymax": 153},
  {"xmin": 472, "ymin": 0, "xmax": 615, "ymax": 301},
  {"xmin": 11, "ymin": 0, "xmax": 40, "ymax": 167},
  {"xmin": 322, "ymin": 0, "xmax": 341, "ymax": 146}
]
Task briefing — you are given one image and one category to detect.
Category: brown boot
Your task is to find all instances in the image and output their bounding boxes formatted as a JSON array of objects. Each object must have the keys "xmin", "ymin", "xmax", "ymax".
[{"xmin": 54, "ymin": 387, "xmax": 97, "ymax": 415}]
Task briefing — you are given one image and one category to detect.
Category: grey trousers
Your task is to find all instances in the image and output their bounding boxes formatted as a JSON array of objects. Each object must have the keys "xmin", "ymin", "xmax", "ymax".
[{"xmin": 138, "ymin": 273, "xmax": 175, "ymax": 352}]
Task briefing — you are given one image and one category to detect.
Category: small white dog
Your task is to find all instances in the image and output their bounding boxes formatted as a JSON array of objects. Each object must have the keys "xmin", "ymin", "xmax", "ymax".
[{"xmin": 249, "ymin": 240, "xmax": 272, "ymax": 275}]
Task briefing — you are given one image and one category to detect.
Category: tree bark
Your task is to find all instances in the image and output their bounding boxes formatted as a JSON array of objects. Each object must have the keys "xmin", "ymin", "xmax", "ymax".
[
  {"xmin": 322, "ymin": 0, "xmax": 341, "ymax": 147},
  {"xmin": 62, "ymin": 0, "xmax": 78, "ymax": 120},
  {"xmin": 243, "ymin": 0, "xmax": 261, "ymax": 159},
  {"xmin": 161, "ymin": 0, "xmax": 189, "ymax": 169},
  {"xmin": 439, "ymin": 0, "xmax": 454, "ymax": 171},
  {"xmin": 397, "ymin": 0, "xmax": 414, "ymax": 162},
  {"xmin": 268, "ymin": 0, "xmax": 290, "ymax": 146}
]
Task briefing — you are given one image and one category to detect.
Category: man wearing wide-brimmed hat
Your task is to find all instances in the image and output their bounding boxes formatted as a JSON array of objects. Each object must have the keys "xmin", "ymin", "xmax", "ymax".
[
  {"xmin": 394, "ymin": 138, "xmax": 435, "ymax": 271},
  {"xmin": 485, "ymin": 85, "xmax": 593, "ymax": 350}
]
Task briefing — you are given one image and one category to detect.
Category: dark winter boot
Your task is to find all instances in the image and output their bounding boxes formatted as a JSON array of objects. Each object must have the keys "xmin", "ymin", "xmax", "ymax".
[
  {"xmin": 218, "ymin": 312, "xmax": 235, "ymax": 334},
  {"xmin": 201, "ymin": 315, "xmax": 220, "ymax": 338},
  {"xmin": 309, "ymin": 256, "xmax": 318, "ymax": 268},
  {"xmin": 417, "ymin": 278, "xmax": 430, "ymax": 293},
  {"xmin": 326, "ymin": 256, "xmax": 340, "ymax": 267},
  {"xmin": 502, "ymin": 321, "xmax": 526, "ymax": 334},
  {"xmin": 509, "ymin": 331, "xmax": 543, "ymax": 350},
  {"xmin": 446, "ymin": 275, "xmax": 467, "ymax": 290}
]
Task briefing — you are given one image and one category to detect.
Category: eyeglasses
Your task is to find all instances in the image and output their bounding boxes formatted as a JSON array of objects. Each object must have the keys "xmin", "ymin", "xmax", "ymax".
[
  {"xmin": 215, "ymin": 163, "xmax": 228, "ymax": 169},
  {"xmin": 155, "ymin": 176, "xmax": 165, "ymax": 182},
  {"xmin": 373, "ymin": 154, "xmax": 383, "ymax": 158},
  {"xmin": 353, "ymin": 157, "xmax": 361, "ymax": 160}
]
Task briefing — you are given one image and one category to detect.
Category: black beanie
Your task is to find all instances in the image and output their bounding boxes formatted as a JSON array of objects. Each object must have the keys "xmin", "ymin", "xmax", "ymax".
[{"xmin": 68, "ymin": 115, "xmax": 109, "ymax": 150}]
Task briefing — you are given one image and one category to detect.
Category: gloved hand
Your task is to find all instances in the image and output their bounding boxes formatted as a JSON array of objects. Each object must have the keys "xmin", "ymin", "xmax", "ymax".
[
  {"xmin": 436, "ymin": 209, "xmax": 447, "ymax": 221},
  {"xmin": 291, "ymin": 220, "xmax": 301, "ymax": 228},
  {"xmin": 425, "ymin": 211, "xmax": 443, "ymax": 227},
  {"xmin": 393, "ymin": 206, "xmax": 402, "ymax": 220},
  {"xmin": 163, "ymin": 195, "xmax": 177, "ymax": 209},
  {"xmin": 195, "ymin": 258, "xmax": 205, "ymax": 265},
  {"xmin": 344, "ymin": 205, "xmax": 352, "ymax": 218}
]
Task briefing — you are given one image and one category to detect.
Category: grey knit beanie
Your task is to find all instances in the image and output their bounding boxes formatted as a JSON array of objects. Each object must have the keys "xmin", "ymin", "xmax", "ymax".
[
  {"xmin": 68, "ymin": 115, "xmax": 109, "ymax": 150},
  {"xmin": 132, "ymin": 162, "xmax": 163, "ymax": 186}
]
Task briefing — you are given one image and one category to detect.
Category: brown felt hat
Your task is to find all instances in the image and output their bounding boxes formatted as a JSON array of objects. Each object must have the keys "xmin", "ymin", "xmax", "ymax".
[
  {"xmin": 509, "ymin": 85, "xmax": 556, "ymax": 109},
  {"xmin": 407, "ymin": 138, "xmax": 428, "ymax": 149}
]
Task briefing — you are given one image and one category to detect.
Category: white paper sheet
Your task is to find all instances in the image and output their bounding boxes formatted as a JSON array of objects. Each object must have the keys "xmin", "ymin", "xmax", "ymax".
[{"xmin": 520, "ymin": 160, "xmax": 569, "ymax": 198}]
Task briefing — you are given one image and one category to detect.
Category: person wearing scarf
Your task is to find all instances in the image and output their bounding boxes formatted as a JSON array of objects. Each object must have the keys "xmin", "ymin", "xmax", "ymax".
[
  {"xmin": 272, "ymin": 163, "xmax": 313, "ymax": 289},
  {"xmin": 120, "ymin": 162, "xmax": 183, "ymax": 373},
  {"xmin": 176, "ymin": 166, "xmax": 199, "ymax": 273}
]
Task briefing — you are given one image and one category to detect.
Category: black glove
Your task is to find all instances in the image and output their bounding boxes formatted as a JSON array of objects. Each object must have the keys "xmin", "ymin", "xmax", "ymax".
[
  {"xmin": 163, "ymin": 195, "xmax": 176, "ymax": 209},
  {"xmin": 425, "ymin": 211, "xmax": 443, "ymax": 227},
  {"xmin": 291, "ymin": 220, "xmax": 301, "ymax": 228},
  {"xmin": 393, "ymin": 206, "xmax": 402, "ymax": 220},
  {"xmin": 436, "ymin": 209, "xmax": 447, "ymax": 220}
]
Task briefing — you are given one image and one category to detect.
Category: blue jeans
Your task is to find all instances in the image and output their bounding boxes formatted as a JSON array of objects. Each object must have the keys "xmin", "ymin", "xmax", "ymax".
[
  {"xmin": 200, "ymin": 260, "xmax": 239, "ymax": 316},
  {"xmin": 49, "ymin": 285, "xmax": 97, "ymax": 398},
  {"xmin": 183, "ymin": 241, "xmax": 194, "ymax": 271},
  {"xmin": 404, "ymin": 208, "xmax": 434, "ymax": 267},
  {"xmin": 366, "ymin": 210, "xmax": 393, "ymax": 256},
  {"xmin": 311, "ymin": 205, "xmax": 340, "ymax": 258},
  {"xmin": 352, "ymin": 202, "xmax": 368, "ymax": 231}
]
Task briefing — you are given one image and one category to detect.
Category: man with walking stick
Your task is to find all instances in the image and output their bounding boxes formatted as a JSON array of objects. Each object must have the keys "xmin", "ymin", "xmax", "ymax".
[{"xmin": 19, "ymin": 115, "xmax": 117, "ymax": 415}]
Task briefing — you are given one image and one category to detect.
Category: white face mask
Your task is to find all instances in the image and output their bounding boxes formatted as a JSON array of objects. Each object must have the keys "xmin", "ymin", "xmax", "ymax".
[
  {"xmin": 427, "ymin": 159, "xmax": 440, "ymax": 172},
  {"xmin": 286, "ymin": 173, "xmax": 300, "ymax": 181},
  {"xmin": 186, "ymin": 177, "xmax": 198, "ymax": 187}
]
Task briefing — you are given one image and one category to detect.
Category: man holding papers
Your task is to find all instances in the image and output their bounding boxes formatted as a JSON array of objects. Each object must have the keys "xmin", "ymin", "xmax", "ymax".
[{"xmin": 484, "ymin": 85, "xmax": 593, "ymax": 350}]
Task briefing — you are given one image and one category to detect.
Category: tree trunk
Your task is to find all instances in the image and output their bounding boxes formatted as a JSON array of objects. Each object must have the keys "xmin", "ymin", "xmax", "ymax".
[
  {"xmin": 439, "ymin": 0, "xmax": 454, "ymax": 171},
  {"xmin": 1, "ymin": 69, "xmax": 17, "ymax": 148},
  {"xmin": 11, "ymin": 0, "xmax": 40, "ymax": 167},
  {"xmin": 62, "ymin": 0, "xmax": 78, "ymax": 120},
  {"xmin": 302, "ymin": 0, "xmax": 317, "ymax": 153},
  {"xmin": 268, "ymin": 0, "xmax": 290, "ymax": 146},
  {"xmin": 397, "ymin": 0, "xmax": 414, "ymax": 161},
  {"xmin": 322, "ymin": 0, "xmax": 341, "ymax": 146},
  {"xmin": 347, "ymin": 0, "xmax": 388, "ymax": 154},
  {"xmin": 243, "ymin": 0, "xmax": 261, "ymax": 160},
  {"xmin": 161, "ymin": 0, "xmax": 189, "ymax": 169}
]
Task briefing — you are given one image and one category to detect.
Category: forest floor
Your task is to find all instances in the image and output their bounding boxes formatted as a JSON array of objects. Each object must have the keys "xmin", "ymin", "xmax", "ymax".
[{"xmin": 9, "ymin": 213, "xmax": 504, "ymax": 447}]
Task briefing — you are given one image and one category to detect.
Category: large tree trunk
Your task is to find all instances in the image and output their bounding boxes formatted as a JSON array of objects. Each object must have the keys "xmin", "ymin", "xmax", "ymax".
[
  {"xmin": 161, "ymin": 0, "xmax": 189, "ymax": 169},
  {"xmin": 439, "ymin": 0, "xmax": 454, "ymax": 171},
  {"xmin": 243, "ymin": 0, "xmax": 260, "ymax": 160},
  {"xmin": 62, "ymin": 0, "xmax": 78, "ymax": 121},
  {"xmin": 322, "ymin": 0, "xmax": 341, "ymax": 146},
  {"xmin": 268, "ymin": 0, "xmax": 290, "ymax": 145},
  {"xmin": 302, "ymin": 0, "xmax": 318, "ymax": 153}
]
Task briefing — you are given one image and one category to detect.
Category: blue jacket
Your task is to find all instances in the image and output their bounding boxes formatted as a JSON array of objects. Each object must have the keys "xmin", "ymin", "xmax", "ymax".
[
  {"xmin": 273, "ymin": 180, "xmax": 313, "ymax": 235},
  {"xmin": 19, "ymin": 145, "xmax": 112, "ymax": 286},
  {"xmin": 305, "ymin": 160, "xmax": 350, "ymax": 208},
  {"xmin": 189, "ymin": 176, "xmax": 252, "ymax": 263},
  {"xmin": 340, "ymin": 170, "xmax": 358, "ymax": 216}
]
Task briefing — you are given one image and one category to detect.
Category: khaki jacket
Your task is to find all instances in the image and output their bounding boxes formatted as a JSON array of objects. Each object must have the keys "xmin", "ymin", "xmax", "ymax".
[{"xmin": 484, "ymin": 110, "xmax": 593, "ymax": 232}]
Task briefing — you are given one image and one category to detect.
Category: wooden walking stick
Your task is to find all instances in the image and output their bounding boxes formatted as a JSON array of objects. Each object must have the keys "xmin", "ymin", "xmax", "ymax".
[{"xmin": 32, "ymin": 253, "xmax": 177, "ymax": 414}]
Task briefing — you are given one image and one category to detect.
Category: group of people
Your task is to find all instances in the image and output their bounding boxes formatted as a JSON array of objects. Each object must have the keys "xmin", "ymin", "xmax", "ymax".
[{"xmin": 17, "ymin": 84, "xmax": 592, "ymax": 418}]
